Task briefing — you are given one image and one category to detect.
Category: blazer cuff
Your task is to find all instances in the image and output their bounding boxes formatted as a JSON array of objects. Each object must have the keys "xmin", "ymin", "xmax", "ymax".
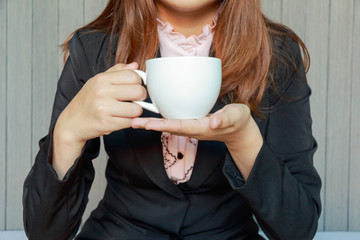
[
  {"xmin": 222, "ymin": 142, "xmax": 276, "ymax": 191},
  {"xmin": 43, "ymin": 129, "xmax": 97, "ymax": 185}
]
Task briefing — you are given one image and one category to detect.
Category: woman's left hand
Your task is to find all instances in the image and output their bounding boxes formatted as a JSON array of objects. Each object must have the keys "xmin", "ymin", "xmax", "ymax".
[
  {"xmin": 131, "ymin": 103, "xmax": 263, "ymax": 180},
  {"xmin": 131, "ymin": 103, "xmax": 249, "ymax": 143}
]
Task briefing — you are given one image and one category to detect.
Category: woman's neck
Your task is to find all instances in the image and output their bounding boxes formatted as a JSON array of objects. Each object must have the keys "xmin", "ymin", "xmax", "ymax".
[{"xmin": 155, "ymin": 1, "xmax": 218, "ymax": 37}]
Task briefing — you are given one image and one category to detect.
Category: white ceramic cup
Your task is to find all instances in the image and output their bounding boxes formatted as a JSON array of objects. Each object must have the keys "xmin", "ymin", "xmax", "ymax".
[{"xmin": 134, "ymin": 56, "xmax": 222, "ymax": 119}]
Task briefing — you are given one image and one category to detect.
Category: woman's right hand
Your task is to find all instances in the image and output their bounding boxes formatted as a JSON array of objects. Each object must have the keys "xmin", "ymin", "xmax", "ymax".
[{"xmin": 52, "ymin": 62, "xmax": 146, "ymax": 179}]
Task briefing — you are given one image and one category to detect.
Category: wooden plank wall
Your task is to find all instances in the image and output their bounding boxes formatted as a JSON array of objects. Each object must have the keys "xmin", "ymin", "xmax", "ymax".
[
  {"xmin": 304, "ymin": 0, "xmax": 329, "ymax": 232},
  {"xmin": 0, "ymin": 0, "xmax": 359, "ymax": 232},
  {"xmin": 326, "ymin": 0, "xmax": 353, "ymax": 230},
  {"xmin": 6, "ymin": 0, "xmax": 33, "ymax": 230},
  {"xmin": 349, "ymin": 1, "xmax": 360, "ymax": 231},
  {"xmin": 0, "ymin": 0, "xmax": 7, "ymax": 230}
]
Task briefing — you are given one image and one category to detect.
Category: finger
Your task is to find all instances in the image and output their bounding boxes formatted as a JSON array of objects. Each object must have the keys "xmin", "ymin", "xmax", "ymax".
[
  {"xmin": 212, "ymin": 108, "xmax": 225, "ymax": 116},
  {"xmin": 108, "ymin": 101, "xmax": 143, "ymax": 118},
  {"xmin": 110, "ymin": 84, "xmax": 147, "ymax": 101},
  {"xmin": 106, "ymin": 62, "xmax": 139, "ymax": 73},
  {"xmin": 97, "ymin": 70, "xmax": 142, "ymax": 85},
  {"xmin": 125, "ymin": 62, "xmax": 139, "ymax": 70},
  {"xmin": 104, "ymin": 117, "xmax": 133, "ymax": 134},
  {"xmin": 131, "ymin": 117, "xmax": 159, "ymax": 129},
  {"xmin": 142, "ymin": 118, "xmax": 209, "ymax": 136},
  {"xmin": 209, "ymin": 115, "xmax": 222, "ymax": 130},
  {"xmin": 209, "ymin": 108, "xmax": 226, "ymax": 129},
  {"xmin": 211, "ymin": 105, "xmax": 243, "ymax": 129}
]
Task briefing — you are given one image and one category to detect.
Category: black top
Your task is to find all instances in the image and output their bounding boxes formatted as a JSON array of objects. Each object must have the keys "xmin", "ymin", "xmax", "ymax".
[{"xmin": 23, "ymin": 30, "xmax": 321, "ymax": 240}]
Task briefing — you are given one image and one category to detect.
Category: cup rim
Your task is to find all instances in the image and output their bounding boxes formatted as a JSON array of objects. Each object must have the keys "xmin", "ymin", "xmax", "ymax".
[{"xmin": 145, "ymin": 56, "xmax": 221, "ymax": 63}]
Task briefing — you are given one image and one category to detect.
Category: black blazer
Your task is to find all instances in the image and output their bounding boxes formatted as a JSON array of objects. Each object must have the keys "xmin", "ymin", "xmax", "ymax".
[{"xmin": 23, "ymin": 30, "xmax": 321, "ymax": 240}]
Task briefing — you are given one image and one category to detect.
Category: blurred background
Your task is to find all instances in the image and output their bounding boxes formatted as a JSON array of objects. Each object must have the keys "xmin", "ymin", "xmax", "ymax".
[{"xmin": 0, "ymin": 0, "xmax": 359, "ymax": 237}]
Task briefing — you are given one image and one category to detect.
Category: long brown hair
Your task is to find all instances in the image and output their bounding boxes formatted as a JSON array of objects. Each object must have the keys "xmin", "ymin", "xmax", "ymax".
[{"xmin": 62, "ymin": 0, "xmax": 309, "ymax": 116}]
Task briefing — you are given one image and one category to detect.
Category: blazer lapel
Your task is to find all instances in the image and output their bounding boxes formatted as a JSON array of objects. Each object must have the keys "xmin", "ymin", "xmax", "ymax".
[
  {"xmin": 186, "ymin": 140, "xmax": 227, "ymax": 189},
  {"xmin": 185, "ymin": 99, "xmax": 227, "ymax": 189},
  {"xmin": 128, "ymin": 108, "xmax": 186, "ymax": 200}
]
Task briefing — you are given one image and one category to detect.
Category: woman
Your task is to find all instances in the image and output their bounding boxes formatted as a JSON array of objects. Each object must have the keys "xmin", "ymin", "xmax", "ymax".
[{"xmin": 23, "ymin": 0, "xmax": 321, "ymax": 239}]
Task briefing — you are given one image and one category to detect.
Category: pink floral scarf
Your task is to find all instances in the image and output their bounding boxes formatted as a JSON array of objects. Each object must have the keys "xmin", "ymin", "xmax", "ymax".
[{"xmin": 157, "ymin": 18, "xmax": 216, "ymax": 184}]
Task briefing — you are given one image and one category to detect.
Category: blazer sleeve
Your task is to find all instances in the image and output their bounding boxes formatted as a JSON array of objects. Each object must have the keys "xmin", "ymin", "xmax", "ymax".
[
  {"xmin": 222, "ymin": 39, "xmax": 322, "ymax": 240},
  {"xmin": 22, "ymin": 32, "xmax": 101, "ymax": 240}
]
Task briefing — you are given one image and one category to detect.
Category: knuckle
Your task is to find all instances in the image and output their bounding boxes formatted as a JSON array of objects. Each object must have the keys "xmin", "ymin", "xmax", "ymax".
[
  {"xmin": 243, "ymin": 104, "xmax": 251, "ymax": 114},
  {"xmin": 94, "ymin": 88, "xmax": 106, "ymax": 98},
  {"xmin": 238, "ymin": 104, "xmax": 250, "ymax": 118},
  {"xmin": 92, "ymin": 73, "xmax": 107, "ymax": 87},
  {"xmin": 94, "ymin": 103, "xmax": 107, "ymax": 115},
  {"xmin": 225, "ymin": 114, "xmax": 233, "ymax": 127},
  {"xmin": 95, "ymin": 73, "xmax": 106, "ymax": 82},
  {"xmin": 116, "ymin": 63, "xmax": 126, "ymax": 67}
]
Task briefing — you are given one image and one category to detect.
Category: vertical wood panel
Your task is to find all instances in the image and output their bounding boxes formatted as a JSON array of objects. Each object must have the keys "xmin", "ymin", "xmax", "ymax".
[
  {"xmin": 0, "ymin": 0, "xmax": 7, "ymax": 231},
  {"xmin": 325, "ymin": 0, "xmax": 353, "ymax": 231},
  {"xmin": 349, "ymin": 0, "xmax": 360, "ymax": 231},
  {"xmin": 7, "ymin": 0, "xmax": 32, "ymax": 230},
  {"xmin": 282, "ymin": 0, "xmax": 306, "ymax": 38},
  {"xmin": 32, "ymin": 0, "xmax": 58, "ymax": 164},
  {"xmin": 261, "ymin": 0, "xmax": 282, "ymax": 22},
  {"xmin": 58, "ymin": 0, "xmax": 84, "ymax": 77},
  {"xmin": 82, "ymin": 0, "xmax": 108, "ymax": 223},
  {"xmin": 305, "ymin": 0, "xmax": 330, "ymax": 232},
  {"xmin": 84, "ymin": 0, "xmax": 108, "ymax": 23}
]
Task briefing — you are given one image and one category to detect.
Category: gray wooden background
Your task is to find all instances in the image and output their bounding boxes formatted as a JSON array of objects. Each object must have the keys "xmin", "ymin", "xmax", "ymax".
[{"xmin": 0, "ymin": 0, "xmax": 359, "ymax": 233}]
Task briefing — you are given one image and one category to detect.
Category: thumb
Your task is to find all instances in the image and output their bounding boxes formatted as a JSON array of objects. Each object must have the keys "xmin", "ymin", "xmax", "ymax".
[{"xmin": 106, "ymin": 62, "xmax": 139, "ymax": 72}]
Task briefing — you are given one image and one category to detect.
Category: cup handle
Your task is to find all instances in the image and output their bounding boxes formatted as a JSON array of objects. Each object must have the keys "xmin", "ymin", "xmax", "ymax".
[{"xmin": 133, "ymin": 70, "xmax": 160, "ymax": 114}]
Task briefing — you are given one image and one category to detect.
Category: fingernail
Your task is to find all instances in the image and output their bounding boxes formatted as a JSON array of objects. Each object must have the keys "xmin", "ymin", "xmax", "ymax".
[{"xmin": 211, "ymin": 118, "xmax": 221, "ymax": 129}]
